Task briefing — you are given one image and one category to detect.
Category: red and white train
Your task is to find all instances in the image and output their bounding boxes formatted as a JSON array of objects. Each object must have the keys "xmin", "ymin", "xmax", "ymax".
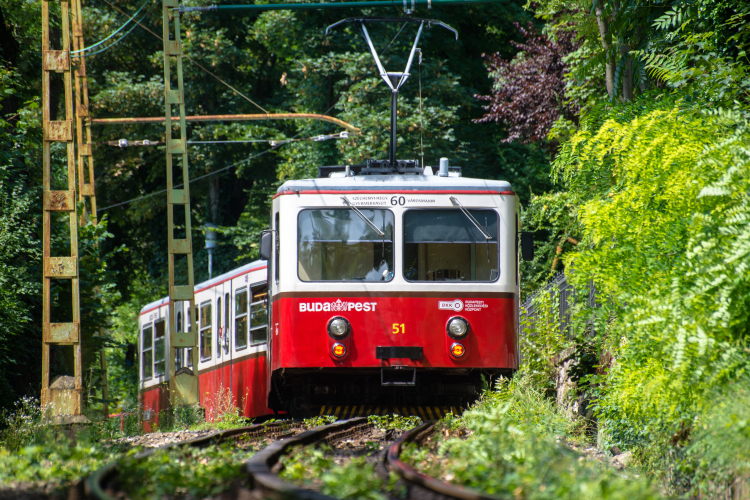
[{"xmin": 139, "ymin": 159, "xmax": 523, "ymax": 422}]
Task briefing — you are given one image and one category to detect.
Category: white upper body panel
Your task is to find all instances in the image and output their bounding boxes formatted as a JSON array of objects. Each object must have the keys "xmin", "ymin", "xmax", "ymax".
[{"xmin": 271, "ymin": 174, "xmax": 518, "ymax": 296}]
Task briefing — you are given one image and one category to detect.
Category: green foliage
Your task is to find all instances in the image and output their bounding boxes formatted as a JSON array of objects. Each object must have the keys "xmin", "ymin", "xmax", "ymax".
[
  {"xmin": 303, "ymin": 415, "xmax": 337, "ymax": 428},
  {"xmin": 540, "ymin": 92, "xmax": 750, "ymax": 494},
  {"xmin": 280, "ymin": 445, "xmax": 389, "ymax": 500},
  {"xmin": 407, "ymin": 376, "xmax": 659, "ymax": 500},
  {"xmin": 118, "ymin": 443, "xmax": 255, "ymax": 499},
  {"xmin": 367, "ymin": 414, "xmax": 421, "ymax": 431},
  {"xmin": 518, "ymin": 290, "xmax": 573, "ymax": 393}
]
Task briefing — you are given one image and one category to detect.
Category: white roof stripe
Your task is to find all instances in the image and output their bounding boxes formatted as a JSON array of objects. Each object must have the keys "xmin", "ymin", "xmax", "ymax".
[{"xmin": 138, "ymin": 260, "xmax": 267, "ymax": 315}]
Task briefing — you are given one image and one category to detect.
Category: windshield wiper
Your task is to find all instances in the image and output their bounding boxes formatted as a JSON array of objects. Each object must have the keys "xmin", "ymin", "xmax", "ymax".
[
  {"xmin": 449, "ymin": 196, "xmax": 492, "ymax": 240},
  {"xmin": 450, "ymin": 196, "xmax": 492, "ymax": 263},
  {"xmin": 341, "ymin": 196, "xmax": 385, "ymax": 236},
  {"xmin": 342, "ymin": 196, "xmax": 387, "ymax": 257}
]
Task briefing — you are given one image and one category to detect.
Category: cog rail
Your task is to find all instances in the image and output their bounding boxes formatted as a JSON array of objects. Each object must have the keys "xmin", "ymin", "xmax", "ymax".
[
  {"xmin": 85, "ymin": 421, "xmax": 301, "ymax": 500},
  {"xmin": 386, "ymin": 421, "xmax": 503, "ymax": 500},
  {"xmin": 246, "ymin": 417, "xmax": 373, "ymax": 499}
]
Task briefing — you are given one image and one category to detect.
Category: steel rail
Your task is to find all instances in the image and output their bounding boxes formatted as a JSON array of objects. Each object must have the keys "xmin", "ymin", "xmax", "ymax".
[
  {"xmin": 387, "ymin": 421, "xmax": 504, "ymax": 500},
  {"xmin": 90, "ymin": 113, "xmax": 362, "ymax": 135},
  {"xmin": 179, "ymin": 0, "xmax": 508, "ymax": 12},
  {"xmin": 246, "ymin": 417, "xmax": 371, "ymax": 500},
  {"xmin": 85, "ymin": 421, "xmax": 300, "ymax": 500}
]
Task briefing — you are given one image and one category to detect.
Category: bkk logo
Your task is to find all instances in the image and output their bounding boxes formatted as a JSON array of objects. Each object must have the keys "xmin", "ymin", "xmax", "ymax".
[
  {"xmin": 299, "ymin": 299, "xmax": 377, "ymax": 312},
  {"xmin": 438, "ymin": 299, "xmax": 463, "ymax": 312}
]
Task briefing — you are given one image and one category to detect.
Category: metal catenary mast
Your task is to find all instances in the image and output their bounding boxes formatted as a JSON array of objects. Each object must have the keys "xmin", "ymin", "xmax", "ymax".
[{"xmin": 41, "ymin": 0, "xmax": 85, "ymax": 422}]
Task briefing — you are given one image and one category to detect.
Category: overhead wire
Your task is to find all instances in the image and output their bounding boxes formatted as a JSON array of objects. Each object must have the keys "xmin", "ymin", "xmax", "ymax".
[
  {"xmin": 71, "ymin": 0, "xmax": 153, "ymax": 54},
  {"xmin": 100, "ymin": 0, "xmax": 269, "ymax": 114},
  {"xmin": 97, "ymin": 103, "xmax": 341, "ymax": 213},
  {"xmin": 73, "ymin": 1, "xmax": 157, "ymax": 58},
  {"xmin": 108, "ymin": 131, "xmax": 348, "ymax": 147}
]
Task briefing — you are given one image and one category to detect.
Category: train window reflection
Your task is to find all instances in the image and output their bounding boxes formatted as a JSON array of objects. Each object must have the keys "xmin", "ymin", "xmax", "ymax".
[
  {"xmin": 298, "ymin": 209, "xmax": 394, "ymax": 282},
  {"xmin": 153, "ymin": 320, "xmax": 166, "ymax": 376},
  {"xmin": 142, "ymin": 324, "xmax": 153, "ymax": 380},
  {"xmin": 235, "ymin": 287, "xmax": 248, "ymax": 350},
  {"xmin": 199, "ymin": 301, "xmax": 212, "ymax": 361},
  {"xmin": 403, "ymin": 209, "xmax": 499, "ymax": 282}
]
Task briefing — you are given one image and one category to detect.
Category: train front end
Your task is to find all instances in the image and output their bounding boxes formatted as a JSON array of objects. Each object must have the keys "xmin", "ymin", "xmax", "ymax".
[{"xmin": 265, "ymin": 164, "xmax": 519, "ymax": 417}]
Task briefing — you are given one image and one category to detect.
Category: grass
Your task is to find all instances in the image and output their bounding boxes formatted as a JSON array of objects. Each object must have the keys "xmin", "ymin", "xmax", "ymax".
[
  {"xmin": 403, "ymin": 375, "xmax": 662, "ymax": 500},
  {"xmin": 117, "ymin": 441, "xmax": 258, "ymax": 499},
  {"xmin": 280, "ymin": 445, "xmax": 401, "ymax": 500},
  {"xmin": 0, "ymin": 387, "xmax": 254, "ymax": 495}
]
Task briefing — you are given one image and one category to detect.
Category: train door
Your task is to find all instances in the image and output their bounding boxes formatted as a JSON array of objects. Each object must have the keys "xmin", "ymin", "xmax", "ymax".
[{"xmin": 214, "ymin": 283, "xmax": 231, "ymax": 392}]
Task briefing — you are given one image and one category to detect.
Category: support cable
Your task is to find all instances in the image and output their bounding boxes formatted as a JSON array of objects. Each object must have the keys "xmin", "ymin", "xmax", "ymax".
[
  {"xmin": 100, "ymin": 0, "xmax": 268, "ymax": 114},
  {"xmin": 71, "ymin": 0, "xmax": 153, "ymax": 54},
  {"xmin": 418, "ymin": 48, "xmax": 423, "ymax": 169},
  {"xmin": 72, "ymin": 2, "xmax": 156, "ymax": 58},
  {"xmin": 97, "ymin": 103, "xmax": 341, "ymax": 213}
]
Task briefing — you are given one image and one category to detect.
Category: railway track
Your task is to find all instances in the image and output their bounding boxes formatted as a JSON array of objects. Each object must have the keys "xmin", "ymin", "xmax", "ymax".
[
  {"xmin": 85, "ymin": 420, "xmax": 303, "ymax": 500},
  {"xmin": 86, "ymin": 417, "xmax": 495, "ymax": 500},
  {"xmin": 384, "ymin": 421, "xmax": 502, "ymax": 500}
]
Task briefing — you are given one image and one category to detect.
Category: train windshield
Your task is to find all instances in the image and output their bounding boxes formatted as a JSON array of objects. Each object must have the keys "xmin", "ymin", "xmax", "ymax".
[
  {"xmin": 403, "ymin": 209, "xmax": 499, "ymax": 282},
  {"xmin": 298, "ymin": 208, "xmax": 394, "ymax": 281}
]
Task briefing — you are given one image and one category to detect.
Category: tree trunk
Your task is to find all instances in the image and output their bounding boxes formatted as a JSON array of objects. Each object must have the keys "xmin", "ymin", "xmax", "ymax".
[{"xmin": 595, "ymin": 0, "xmax": 616, "ymax": 97}]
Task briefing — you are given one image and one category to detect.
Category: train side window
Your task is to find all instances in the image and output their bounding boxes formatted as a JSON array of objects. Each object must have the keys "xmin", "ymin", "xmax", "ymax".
[
  {"xmin": 235, "ymin": 287, "xmax": 248, "ymax": 350},
  {"xmin": 175, "ymin": 307, "xmax": 184, "ymax": 369},
  {"xmin": 153, "ymin": 319, "xmax": 166, "ymax": 377},
  {"xmin": 216, "ymin": 296, "xmax": 222, "ymax": 357},
  {"xmin": 186, "ymin": 305, "xmax": 193, "ymax": 368},
  {"xmin": 142, "ymin": 324, "xmax": 153, "ymax": 380},
  {"xmin": 199, "ymin": 301, "xmax": 213, "ymax": 361},
  {"xmin": 224, "ymin": 292, "xmax": 230, "ymax": 353},
  {"xmin": 250, "ymin": 286, "xmax": 268, "ymax": 344}
]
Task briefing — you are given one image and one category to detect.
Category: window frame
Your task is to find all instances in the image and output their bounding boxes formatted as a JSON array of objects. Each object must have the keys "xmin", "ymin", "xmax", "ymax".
[
  {"xmin": 402, "ymin": 207, "xmax": 501, "ymax": 284},
  {"xmin": 141, "ymin": 323, "xmax": 153, "ymax": 380},
  {"xmin": 249, "ymin": 284, "xmax": 268, "ymax": 345},
  {"xmin": 199, "ymin": 300, "xmax": 213, "ymax": 362},
  {"xmin": 224, "ymin": 292, "xmax": 230, "ymax": 354},
  {"xmin": 234, "ymin": 287, "xmax": 249, "ymax": 351},
  {"xmin": 153, "ymin": 319, "xmax": 166, "ymax": 377},
  {"xmin": 296, "ymin": 207, "xmax": 396, "ymax": 283}
]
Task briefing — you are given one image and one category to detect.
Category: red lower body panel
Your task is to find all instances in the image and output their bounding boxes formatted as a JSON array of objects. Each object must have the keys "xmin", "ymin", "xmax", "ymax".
[
  {"xmin": 140, "ymin": 352, "xmax": 272, "ymax": 431},
  {"xmin": 271, "ymin": 294, "xmax": 518, "ymax": 370}
]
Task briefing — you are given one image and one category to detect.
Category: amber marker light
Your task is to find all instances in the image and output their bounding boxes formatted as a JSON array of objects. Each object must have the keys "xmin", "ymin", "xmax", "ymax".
[
  {"xmin": 332, "ymin": 343, "xmax": 347, "ymax": 358},
  {"xmin": 450, "ymin": 343, "xmax": 466, "ymax": 358}
]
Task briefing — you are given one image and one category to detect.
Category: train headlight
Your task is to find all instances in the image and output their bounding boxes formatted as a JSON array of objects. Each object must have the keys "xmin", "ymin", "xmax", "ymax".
[
  {"xmin": 450, "ymin": 343, "xmax": 466, "ymax": 358},
  {"xmin": 332, "ymin": 343, "xmax": 347, "ymax": 358},
  {"xmin": 328, "ymin": 317, "xmax": 350, "ymax": 338},
  {"xmin": 447, "ymin": 317, "xmax": 469, "ymax": 338}
]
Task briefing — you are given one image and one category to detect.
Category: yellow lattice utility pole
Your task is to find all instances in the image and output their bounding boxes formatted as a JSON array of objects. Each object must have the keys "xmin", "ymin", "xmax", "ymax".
[
  {"xmin": 163, "ymin": 0, "xmax": 199, "ymax": 406},
  {"xmin": 41, "ymin": 0, "xmax": 86, "ymax": 423},
  {"xmin": 71, "ymin": 0, "xmax": 109, "ymax": 419}
]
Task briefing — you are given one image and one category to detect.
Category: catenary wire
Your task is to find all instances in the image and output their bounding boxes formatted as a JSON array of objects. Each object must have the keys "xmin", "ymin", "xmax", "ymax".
[
  {"xmin": 72, "ymin": 1, "xmax": 156, "ymax": 58},
  {"xmin": 100, "ymin": 0, "xmax": 269, "ymax": 115},
  {"xmin": 97, "ymin": 103, "xmax": 340, "ymax": 213},
  {"xmin": 71, "ymin": 0, "xmax": 153, "ymax": 54}
]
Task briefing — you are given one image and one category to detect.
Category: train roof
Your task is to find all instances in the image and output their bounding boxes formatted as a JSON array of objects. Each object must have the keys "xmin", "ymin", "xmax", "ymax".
[
  {"xmin": 276, "ymin": 174, "xmax": 513, "ymax": 194},
  {"xmin": 139, "ymin": 259, "xmax": 267, "ymax": 315}
]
